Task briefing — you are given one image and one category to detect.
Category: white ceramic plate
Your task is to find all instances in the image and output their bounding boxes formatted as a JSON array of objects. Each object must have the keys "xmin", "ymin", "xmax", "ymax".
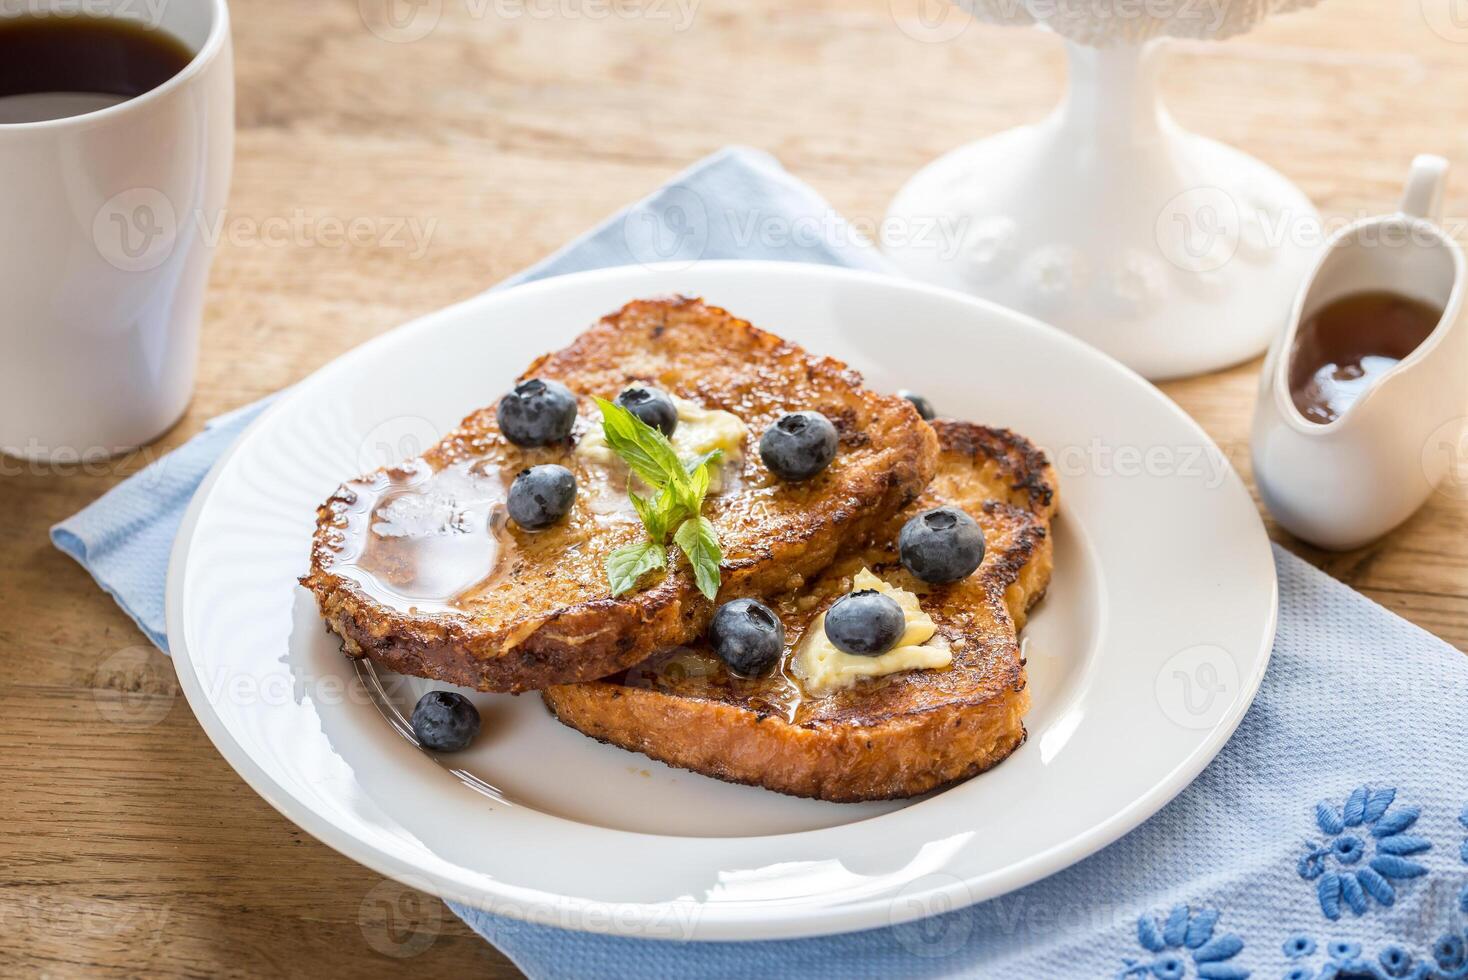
[{"xmin": 167, "ymin": 261, "xmax": 1277, "ymax": 941}]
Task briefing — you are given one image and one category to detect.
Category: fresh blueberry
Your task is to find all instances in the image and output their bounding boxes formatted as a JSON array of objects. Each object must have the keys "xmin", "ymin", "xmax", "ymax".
[
  {"xmin": 508, "ymin": 464, "xmax": 577, "ymax": 530},
  {"xmin": 824, "ymin": 589, "xmax": 905, "ymax": 656},
  {"xmin": 616, "ymin": 385, "xmax": 678, "ymax": 437},
  {"xmin": 899, "ymin": 390, "xmax": 936, "ymax": 421},
  {"xmin": 410, "ymin": 691, "xmax": 481, "ymax": 752},
  {"xmin": 759, "ymin": 411, "xmax": 838, "ymax": 481},
  {"xmin": 497, "ymin": 378, "xmax": 577, "ymax": 447},
  {"xmin": 709, "ymin": 598, "xmax": 785, "ymax": 676},
  {"xmin": 899, "ymin": 506, "xmax": 985, "ymax": 584}
]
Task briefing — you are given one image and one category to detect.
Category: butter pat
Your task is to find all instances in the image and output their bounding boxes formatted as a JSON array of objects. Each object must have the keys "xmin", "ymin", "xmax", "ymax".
[
  {"xmin": 669, "ymin": 395, "xmax": 748, "ymax": 461},
  {"xmin": 577, "ymin": 395, "xmax": 747, "ymax": 466},
  {"xmin": 792, "ymin": 569, "xmax": 951, "ymax": 695}
]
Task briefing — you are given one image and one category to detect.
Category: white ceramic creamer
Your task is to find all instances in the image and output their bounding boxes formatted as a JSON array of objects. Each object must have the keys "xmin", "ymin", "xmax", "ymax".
[{"xmin": 1252, "ymin": 155, "xmax": 1468, "ymax": 550}]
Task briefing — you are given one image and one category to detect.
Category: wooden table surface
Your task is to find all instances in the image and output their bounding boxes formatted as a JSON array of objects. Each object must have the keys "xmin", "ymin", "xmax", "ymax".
[{"xmin": 5, "ymin": 0, "xmax": 1468, "ymax": 974}]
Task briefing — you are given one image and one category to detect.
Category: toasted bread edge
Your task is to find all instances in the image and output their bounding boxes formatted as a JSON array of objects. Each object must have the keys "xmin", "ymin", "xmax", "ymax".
[
  {"xmin": 541, "ymin": 421, "xmax": 1057, "ymax": 801},
  {"xmin": 302, "ymin": 297, "xmax": 940, "ymax": 693}
]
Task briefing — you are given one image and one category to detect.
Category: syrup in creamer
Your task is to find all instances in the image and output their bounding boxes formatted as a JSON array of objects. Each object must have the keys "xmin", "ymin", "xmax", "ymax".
[
  {"xmin": 1288, "ymin": 290, "xmax": 1441, "ymax": 425},
  {"xmin": 325, "ymin": 458, "xmax": 513, "ymax": 614}
]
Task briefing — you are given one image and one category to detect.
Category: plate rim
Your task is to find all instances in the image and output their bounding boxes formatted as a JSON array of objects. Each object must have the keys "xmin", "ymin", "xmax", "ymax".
[{"xmin": 165, "ymin": 259, "xmax": 1278, "ymax": 941}]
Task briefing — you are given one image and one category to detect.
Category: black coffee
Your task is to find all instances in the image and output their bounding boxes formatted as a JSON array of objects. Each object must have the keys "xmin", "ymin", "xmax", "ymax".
[{"xmin": 0, "ymin": 15, "xmax": 193, "ymax": 123}]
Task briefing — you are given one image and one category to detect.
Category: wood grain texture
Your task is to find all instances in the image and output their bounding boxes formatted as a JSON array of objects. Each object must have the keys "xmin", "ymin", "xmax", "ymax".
[{"xmin": 2, "ymin": 0, "xmax": 1465, "ymax": 974}]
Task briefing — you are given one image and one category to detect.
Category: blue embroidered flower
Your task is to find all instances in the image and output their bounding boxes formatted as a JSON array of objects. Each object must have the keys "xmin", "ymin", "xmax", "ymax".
[
  {"xmin": 1436, "ymin": 934, "xmax": 1468, "ymax": 974},
  {"xmin": 1378, "ymin": 945, "xmax": 1413, "ymax": 978},
  {"xmin": 1282, "ymin": 934, "xmax": 1442, "ymax": 980},
  {"xmin": 1117, "ymin": 905, "xmax": 1248, "ymax": 979},
  {"xmin": 1283, "ymin": 935, "xmax": 1317, "ymax": 959},
  {"xmin": 1458, "ymin": 804, "xmax": 1468, "ymax": 916},
  {"xmin": 1424, "ymin": 927, "xmax": 1468, "ymax": 980},
  {"xmin": 1298, "ymin": 786, "xmax": 1431, "ymax": 920},
  {"xmin": 1317, "ymin": 937, "xmax": 1376, "ymax": 979}
]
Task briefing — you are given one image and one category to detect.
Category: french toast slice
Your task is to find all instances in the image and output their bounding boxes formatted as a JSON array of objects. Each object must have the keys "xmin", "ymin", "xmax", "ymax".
[
  {"xmin": 541, "ymin": 421, "xmax": 1057, "ymax": 802},
  {"xmin": 302, "ymin": 297, "xmax": 939, "ymax": 693}
]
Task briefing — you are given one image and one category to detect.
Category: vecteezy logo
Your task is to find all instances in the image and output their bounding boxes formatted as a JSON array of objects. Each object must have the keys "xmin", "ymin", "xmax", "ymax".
[
  {"xmin": 959, "ymin": 216, "xmax": 1019, "ymax": 285},
  {"xmin": 1423, "ymin": 416, "xmax": 1468, "ymax": 501},
  {"xmin": 1421, "ymin": 0, "xmax": 1468, "ymax": 43},
  {"xmin": 1154, "ymin": 186, "xmax": 1242, "ymax": 274},
  {"xmin": 622, "ymin": 184, "xmax": 709, "ymax": 270},
  {"xmin": 358, "ymin": 876, "xmax": 442, "ymax": 958},
  {"xmin": 1154, "ymin": 644, "xmax": 1239, "ymax": 731},
  {"xmin": 359, "ymin": 0, "xmax": 443, "ymax": 43},
  {"xmin": 357, "ymin": 415, "xmax": 443, "ymax": 474},
  {"xmin": 888, "ymin": 0, "xmax": 972, "ymax": 43},
  {"xmin": 888, "ymin": 873, "xmax": 974, "ymax": 958},
  {"xmin": 92, "ymin": 646, "xmax": 176, "ymax": 729},
  {"xmin": 92, "ymin": 188, "xmax": 178, "ymax": 273}
]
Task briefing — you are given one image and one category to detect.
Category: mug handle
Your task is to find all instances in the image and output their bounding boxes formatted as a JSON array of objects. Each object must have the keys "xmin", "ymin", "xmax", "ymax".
[{"xmin": 1400, "ymin": 154, "xmax": 1449, "ymax": 222}]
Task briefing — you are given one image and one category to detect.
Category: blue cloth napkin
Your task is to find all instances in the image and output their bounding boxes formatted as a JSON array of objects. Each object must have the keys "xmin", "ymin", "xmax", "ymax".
[{"xmin": 54, "ymin": 147, "xmax": 1468, "ymax": 979}]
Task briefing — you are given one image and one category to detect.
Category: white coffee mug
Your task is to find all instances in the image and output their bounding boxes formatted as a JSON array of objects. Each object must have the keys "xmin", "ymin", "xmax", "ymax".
[{"xmin": 0, "ymin": 0, "xmax": 233, "ymax": 461}]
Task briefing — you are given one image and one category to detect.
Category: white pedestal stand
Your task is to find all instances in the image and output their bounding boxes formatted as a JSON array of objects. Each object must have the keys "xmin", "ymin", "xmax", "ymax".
[{"xmin": 885, "ymin": 42, "xmax": 1320, "ymax": 380}]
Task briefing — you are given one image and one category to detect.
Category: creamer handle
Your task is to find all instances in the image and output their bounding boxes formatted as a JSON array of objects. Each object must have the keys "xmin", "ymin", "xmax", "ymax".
[{"xmin": 1400, "ymin": 154, "xmax": 1449, "ymax": 222}]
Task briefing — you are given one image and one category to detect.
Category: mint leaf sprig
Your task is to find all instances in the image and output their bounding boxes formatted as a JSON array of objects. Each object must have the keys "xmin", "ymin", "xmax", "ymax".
[{"xmin": 595, "ymin": 397, "xmax": 724, "ymax": 600}]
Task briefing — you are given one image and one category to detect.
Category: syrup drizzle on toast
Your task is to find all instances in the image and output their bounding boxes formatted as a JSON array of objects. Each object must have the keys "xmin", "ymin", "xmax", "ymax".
[{"xmin": 326, "ymin": 459, "xmax": 514, "ymax": 614}]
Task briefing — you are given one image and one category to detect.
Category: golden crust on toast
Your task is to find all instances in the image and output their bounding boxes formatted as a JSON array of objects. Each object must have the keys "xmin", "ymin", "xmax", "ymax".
[
  {"xmin": 302, "ymin": 297, "xmax": 938, "ymax": 693},
  {"xmin": 542, "ymin": 420, "xmax": 1057, "ymax": 801}
]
